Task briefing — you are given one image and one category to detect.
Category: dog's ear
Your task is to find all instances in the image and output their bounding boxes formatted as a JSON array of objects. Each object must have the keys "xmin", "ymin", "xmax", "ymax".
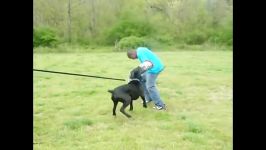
[{"xmin": 108, "ymin": 90, "xmax": 114, "ymax": 94}]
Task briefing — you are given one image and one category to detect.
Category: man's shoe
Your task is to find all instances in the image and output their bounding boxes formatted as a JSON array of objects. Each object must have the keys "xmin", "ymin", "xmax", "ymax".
[{"xmin": 153, "ymin": 104, "xmax": 166, "ymax": 110}]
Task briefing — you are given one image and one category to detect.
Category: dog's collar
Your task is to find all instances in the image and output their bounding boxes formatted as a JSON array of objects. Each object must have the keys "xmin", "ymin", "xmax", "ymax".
[{"xmin": 128, "ymin": 78, "xmax": 140, "ymax": 83}]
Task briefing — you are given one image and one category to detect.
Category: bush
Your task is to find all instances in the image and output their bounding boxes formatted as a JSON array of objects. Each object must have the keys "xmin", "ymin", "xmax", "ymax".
[
  {"xmin": 183, "ymin": 30, "xmax": 209, "ymax": 45},
  {"xmin": 208, "ymin": 26, "xmax": 232, "ymax": 46},
  {"xmin": 115, "ymin": 36, "xmax": 151, "ymax": 51},
  {"xmin": 105, "ymin": 20, "xmax": 153, "ymax": 45},
  {"xmin": 154, "ymin": 34, "xmax": 174, "ymax": 45},
  {"xmin": 33, "ymin": 26, "xmax": 59, "ymax": 47}
]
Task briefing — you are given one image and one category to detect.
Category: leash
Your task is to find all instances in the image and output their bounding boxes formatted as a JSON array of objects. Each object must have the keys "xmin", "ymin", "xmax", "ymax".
[{"xmin": 33, "ymin": 69, "xmax": 126, "ymax": 81}]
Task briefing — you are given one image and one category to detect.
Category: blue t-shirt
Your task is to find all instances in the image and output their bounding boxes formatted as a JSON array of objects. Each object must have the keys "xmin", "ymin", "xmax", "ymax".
[{"xmin": 136, "ymin": 47, "xmax": 164, "ymax": 74}]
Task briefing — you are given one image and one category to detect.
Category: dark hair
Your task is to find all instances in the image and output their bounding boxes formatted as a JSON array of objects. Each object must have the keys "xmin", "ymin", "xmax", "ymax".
[{"xmin": 127, "ymin": 49, "xmax": 136, "ymax": 58}]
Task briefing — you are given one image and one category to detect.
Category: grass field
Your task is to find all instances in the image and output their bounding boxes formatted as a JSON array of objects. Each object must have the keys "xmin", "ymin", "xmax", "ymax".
[{"xmin": 33, "ymin": 50, "xmax": 232, "ymax": 150}]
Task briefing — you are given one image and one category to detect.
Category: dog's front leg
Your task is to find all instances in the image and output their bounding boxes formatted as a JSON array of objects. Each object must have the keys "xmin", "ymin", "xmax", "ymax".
[
  {"xmin": 129, "ymin": 101, "xmax": 133, "ymax": 111},
  {"xmin": 113, "ymin": 100, "xmax": 118, "ymax": 116},
  {"xmin": 141, "ymin": 96, "xmax": 147, "ymax": 108}
]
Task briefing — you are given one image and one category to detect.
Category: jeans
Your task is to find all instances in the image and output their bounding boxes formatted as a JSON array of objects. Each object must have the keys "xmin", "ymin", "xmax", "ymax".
[{"xmin": 141, "ymin": 72, "xmax": 165, "ymax": 107}]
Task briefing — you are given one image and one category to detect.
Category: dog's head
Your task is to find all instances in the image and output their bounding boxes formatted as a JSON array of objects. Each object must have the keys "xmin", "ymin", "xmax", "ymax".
[
  {"xmin": 129, "ymin": 67, "xmax": 143, "ymax": 80},
  {"xmin": 128, "ymin": 72, "xmax": 143, "ymax": 84}
]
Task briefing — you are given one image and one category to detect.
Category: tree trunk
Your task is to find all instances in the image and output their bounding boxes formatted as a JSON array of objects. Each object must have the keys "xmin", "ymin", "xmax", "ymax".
[
  {"xmin": 89, "ymin": 0, "xmax": 96, "ymax": 37},
  {"xmin": 67, "ymin": 0, "xmax": 72, "ymax": 43}
]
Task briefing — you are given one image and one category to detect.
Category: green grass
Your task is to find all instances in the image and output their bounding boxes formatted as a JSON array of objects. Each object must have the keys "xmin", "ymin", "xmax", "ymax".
[{"xmin": 34, "ymin": 50, "xmax": 232, "ymax": 150}]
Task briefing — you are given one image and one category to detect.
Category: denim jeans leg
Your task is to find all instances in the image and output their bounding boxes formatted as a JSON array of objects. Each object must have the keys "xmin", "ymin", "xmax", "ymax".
[{"xmin": 145, "ymin": 73, "xmax": 164, "ymax": 107}]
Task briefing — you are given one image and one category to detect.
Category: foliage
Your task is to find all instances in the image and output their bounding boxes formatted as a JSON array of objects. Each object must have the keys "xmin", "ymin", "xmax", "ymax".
[
  {"xmin": 115, "ymin": 36, "xmax": 151, "ymax": 51},
  {"xmin": 33, "ymin": 0, "xmax": 232, "ymax": 49},
  {"xmin": 33, "ymin": 26, "xmax": 59, "ymax": 47}
]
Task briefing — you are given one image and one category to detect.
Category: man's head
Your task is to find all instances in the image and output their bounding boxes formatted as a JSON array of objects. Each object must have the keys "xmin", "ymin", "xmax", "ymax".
[{"xmin": 127, "ymin": 49, "xmax": 137, "ymax": 59}]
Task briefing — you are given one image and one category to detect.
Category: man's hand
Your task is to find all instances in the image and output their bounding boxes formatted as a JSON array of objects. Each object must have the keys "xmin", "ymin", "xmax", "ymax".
[{"xmin": 139, "ymin": 61, "xmax": 153, "ymax": 71}]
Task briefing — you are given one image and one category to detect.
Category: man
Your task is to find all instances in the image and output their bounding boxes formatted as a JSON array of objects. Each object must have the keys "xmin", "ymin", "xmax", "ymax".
[{"xmin": 127, "ymin": 47, "xmax": 166, "ymax": 110}]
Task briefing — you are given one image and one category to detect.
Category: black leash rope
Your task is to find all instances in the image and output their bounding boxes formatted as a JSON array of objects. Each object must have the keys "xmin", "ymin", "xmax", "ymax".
[{"xmin": 33, "ymin": 69, "xmax": 126, "ymax": 81}]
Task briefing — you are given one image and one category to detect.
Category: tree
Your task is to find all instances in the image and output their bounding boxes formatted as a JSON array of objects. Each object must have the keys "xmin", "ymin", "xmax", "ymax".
[{"xmin": 67, "ymin": 0, "xmax": 72, "ymax": 43}]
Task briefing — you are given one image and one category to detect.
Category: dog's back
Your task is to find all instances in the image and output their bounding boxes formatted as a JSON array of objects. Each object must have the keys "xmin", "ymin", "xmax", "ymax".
[{"xmin": 109, "ymin": 80, "xmax": 143, "ymax": 100}]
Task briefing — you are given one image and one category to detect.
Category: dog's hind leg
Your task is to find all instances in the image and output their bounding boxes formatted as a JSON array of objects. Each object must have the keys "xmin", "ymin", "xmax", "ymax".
[
  {"xmin": 113, "ymin": 100, "xmax": 118, "ymax": 116},
  {"xmin": 120, "ymin": 96, "xmax": 132, "ymax": 118}
]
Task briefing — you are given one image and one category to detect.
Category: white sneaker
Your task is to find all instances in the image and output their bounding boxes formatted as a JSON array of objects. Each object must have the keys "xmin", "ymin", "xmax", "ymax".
[{"xmin": 153, "ymin": 104, "xmax": 166, "ymax": 110}]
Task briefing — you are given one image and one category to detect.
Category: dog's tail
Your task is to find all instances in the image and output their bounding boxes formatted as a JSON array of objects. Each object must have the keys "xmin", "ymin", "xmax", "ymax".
[{"xmin": 108, "ymin": 90, "xmax": 114, "ymax": 94}]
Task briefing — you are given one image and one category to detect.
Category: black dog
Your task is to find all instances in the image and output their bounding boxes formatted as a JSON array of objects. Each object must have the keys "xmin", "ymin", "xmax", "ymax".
[{"xmin": 108, "ymin": 79, "xmax": 147, "ymax": 118}]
